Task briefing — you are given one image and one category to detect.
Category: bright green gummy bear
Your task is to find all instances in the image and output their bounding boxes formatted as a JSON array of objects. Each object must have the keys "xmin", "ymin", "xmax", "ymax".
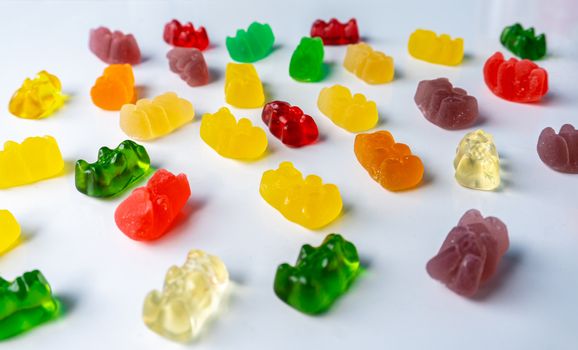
[
  {"xmin": 289, "ymin": 37, "xmax": 324, "ymax": 82},
  {"xmin": 75, "ymin": 139, "xmax": 151, "ymax": 198},
  {"xmin": 0, "ymin": 270, "xmax": 60, "ymax": 340},
  {"xmin": 273, "ymin": 233, "xmax": 360, "ymax": 315},
  {"xmin": 226, "ymin": 22, "xmax": 275, "ymax": 63},
  {"xmin": 500, "ymin": 23, "xmax": 546, "ymax": 60}
]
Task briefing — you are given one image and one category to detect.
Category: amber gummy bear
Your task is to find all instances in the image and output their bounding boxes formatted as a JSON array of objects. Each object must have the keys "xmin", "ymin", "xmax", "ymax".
[{"xmin": 91, "ymin": 64, "xmax": 136, "ymax": 111}]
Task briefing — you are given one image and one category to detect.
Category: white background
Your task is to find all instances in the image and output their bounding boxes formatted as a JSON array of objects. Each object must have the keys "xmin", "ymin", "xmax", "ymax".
[{"xmin": 1, "ymin": 0, "xmax": 578, "ymax": 349}]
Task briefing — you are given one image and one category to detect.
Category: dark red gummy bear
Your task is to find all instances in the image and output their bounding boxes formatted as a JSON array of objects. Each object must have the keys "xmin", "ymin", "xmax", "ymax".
[
  {"xmin": 310, "ymin": 18, "xmax": 359, "ymax": 45},
  {"xmin": 483, "ymin": 51, "xmax": 548, "ymax": 103},
  {"xmin": 114, "ymin": 169, "xmax": 191, "ymax": 241},
  {"xmin": 89, "ymin": 26, "xmax": 141, "ymax": 65},
  {"xmin": 537, "ymin": 124, "xmax": 578, "ymax": 173},
  {"xmin": 163, "ymin": 19, "xmax": 209, "ymax": 51},
  {"xmin": 262, "ymin": 101, "xmax": 319, "ymax": 147}
]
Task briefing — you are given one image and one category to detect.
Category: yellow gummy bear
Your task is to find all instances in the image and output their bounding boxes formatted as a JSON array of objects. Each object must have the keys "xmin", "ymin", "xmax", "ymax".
[
  {"xmin": 200, "ymin": 107, "xmax": 268, "ymax": 160},
  {"xmin": 120, "ymin": 92, "xmax": 194, "ymax": 141},
  {"xmin": 260, "ymin": 161, "xmax": 342, "ymax": 229},
  {"xmin": 0, "ymin": 136, "xmax": 64, "ymax": 189},
  {"xmin": 343, "ymin": 43, "xmax": 394, "ymax": 84},
  {"xmin": 317, "ymin": 84, "xmax": 378, "ymax": 132},
  {"xmin": 454, "ymin": 129, "xmax": 500, "ymax": 191},
  {"xmin": 9, "ymin": 71, "xmax": 66, "ymax": 119},
  {"xmin": 408, "ymin": 29, "xmax": 464, "ymax": 66},
  {"xmin": 0, "ymin": 210, "xmax": 21, "ymax": 255},
  {"xmin": 224, "ymin": 63, "xmax": 264, "ymax": 108}
]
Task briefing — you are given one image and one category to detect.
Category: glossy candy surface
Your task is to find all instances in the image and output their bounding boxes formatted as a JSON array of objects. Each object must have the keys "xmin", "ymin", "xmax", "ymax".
[
  {"xmin": 454, "ymin": 130, "xmax": 500, "ymax": 190},
  {"xmin": 0, "ymin": 210, "xmax": 20, "ymax": 255},
  {"xmin": 500, "ymin": 23, "xmax": 546, "ymax": 60},
  {"xmin": 262, "ymin": 101, "xmax": 319, "ymax": 147},
  {"xmin": 9, "ymin": 71, "xmax": 65, "ymax": 119},
  {"xmin": 226, "ymin": 22, "xmax": 274, "ymax": 63},
  {"xmin": 317, "ymin": 85, "xmax": 378, "ymax": 132},
  {"xmin": 163, "ymin": 19, "xmax": 209, "ymax": 50},
  {"xmin": 224, "ymin": 63, "xmax": 264, "ymax": 108},
  {"xmin": 89, "ymin": 26, "xmax": 141, "ymax": 65},
  {"xmin": 90, "ymin": 64, "xmax": 136, "ymax": 111},
  {"xmin": 408, "ymin": 29, "xmax": 463, "ymax": 66},
  {"xmin": 343, "ymin": 43, "xmax": 394, "ymax": 84},
  {"xmin": 166, "ymin": 48, "xmax": 209, "ymax": 87},
  {"xmin": 310, "ymin": 18, "xmax": 359, "ymax": 45},
  {"xmin": 289, "ymin": 37, "xmax": 324, "ymax": 82},
  {"xmin": 537, "ymin": 124, "xmax": 578, "ymax": 173}
]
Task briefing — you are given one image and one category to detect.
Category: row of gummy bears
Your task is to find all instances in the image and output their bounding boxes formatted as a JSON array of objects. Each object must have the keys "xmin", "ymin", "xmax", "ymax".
[{"xmin": 1, "ymin": 18, "xmax": 576, "ymax": 343}]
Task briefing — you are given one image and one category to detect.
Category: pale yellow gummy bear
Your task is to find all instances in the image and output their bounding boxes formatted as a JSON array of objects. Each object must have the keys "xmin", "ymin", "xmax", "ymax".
[
  {"xmin": 9, "ymin": 70, "xmax": 66, "ymax": 119},
  {"xmin": 408, "ymin": 29, "xmax": 464, "ymax": 66},
  {"xmin": 343, "ymin": 43, "xmax": 394, "ymax": 84},
  {"xmin": 0, "ymin": 210, "xmax": 21, "ymax": 255},
  {"xmin": 224, "ymin": 63, "xmax": 264, "ymax": 108},
  {"xmin": 454, "ymin": 129, "xmax": 500, "ymax": 191},
  {"xmin": 317, "ymin": 84, "xmax": 378, "ymax": 132}
]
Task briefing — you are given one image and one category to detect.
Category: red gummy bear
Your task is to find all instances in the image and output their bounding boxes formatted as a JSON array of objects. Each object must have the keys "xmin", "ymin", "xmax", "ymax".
[
  {"xmin": 310, "ymin": 18, "xmax": 359, "ymax": 45},
  {"xmin": 114, "ymin": 169, "xmax": 190, "ymax": 241},
  {"xmin": 262, "ymin": 101, "xmax": 319, "ymax": 147},
  {"xmin": 163, "ymin": 19, "xmax": 209, "ymax": 51},
  {"xmin": 483, "ymin": 51, "xmax": 548, "ymax": 103}
]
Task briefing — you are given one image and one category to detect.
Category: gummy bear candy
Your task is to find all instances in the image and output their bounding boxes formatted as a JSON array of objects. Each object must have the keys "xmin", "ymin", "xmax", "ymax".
[
  {"xmin": 143, "ymin": 249, "xmax": 228, "ymax": 342},
  {"xmin": 414, "ymin": 78, "xmax": 478, "ymax": 130},
  {"xmin": 500, "ymin": 23, "xmax": 546, "ymax": 60},
  {"xmin": 0, "ymin": 210, "xmax": 20, "ymax": 255},
  {"xmin": 163, "ymin": 19, "xmax": 209, "ymax": 50},
  {"xmin": 9, "ymin": 71, "xmax": 65, "ymax": 119},
  {"xmin": 260, "ymin": 162, "xmax": 342, "ymax": 229},
  {"xmin": 201, "ymin": 107, "xmax": 268, "ymax": 160},
  {"xmin": 310, "ymin": 18, "xmax": 359, "ymax": 45},
  {"xmin": 483, "ymin": 52, "xmax": 548, "ymax": 103},
  {"xmin": 120, "ymin": 92, "xmax": 195, "ymax": 141},
  {"xmin": 426, "ymin": 209, "xmax": 509, "ymax": 297},
  {"xmin": 226, "ymin": 22, "xmax": 275, "ymax": 63},
  {"xmin": 537, "ymin": 124, "xmax": 578, "ymax": 173},
  {"xmin": 0, "ymin": 136, "xmax": 64, "ymax": 189},
  {"xmin": 274, "ymin": 233, "xmax": 360, "ymax": 314},
  {"xmin": 317, "ymin": 85, "xmax": 378, "ymax": 132},
  {"xmin": 166, "ymin": 48, "xmax": 209, "ymax": 87},
  {"xmin": 355, "ymin": 131, "xmax": 424, "ymax": 191},
  {"xmin": 0, "ymin": 270, "xmax": 60, "ymax": 340},
  {"xmin": 115, "ymin": 169, "xmax": 190, "ymax": 241},
  {"xmin": 224, "ymin": 63, "xmax": 265, "ymax": 108},
  {"xmin": 89, "ymin": 26, "xmax": 141, "ymax": 65},
  {"xmin": 454, "ymin": 130, "xmax": 500, "ymax": 191},
  {"xmin": 408, "ymin": 29, "xmax": 463, "ymax": 66},
  {"xmin": 90, "ymin": 64, "xmax": 136, "ymax": 111},
  {"xmin": 343, "ymin": 43, "xmax": 394, "ymax": 84},
  {"xmin": 75, "ymin": 140, "xmax": 151, "ymax": 198},
  {"xmin": 289, "ymin": 37, "xmax": 325, "ymax": 82},
  {"xmin": 262, "ymin": 101, "xmax": 319, "ymax": 147}
]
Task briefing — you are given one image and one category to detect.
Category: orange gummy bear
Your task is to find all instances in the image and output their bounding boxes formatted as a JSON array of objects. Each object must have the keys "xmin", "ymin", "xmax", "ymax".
[{"xmin": 90, "ymin": 64, "xmax": 136, "ymax": 111}]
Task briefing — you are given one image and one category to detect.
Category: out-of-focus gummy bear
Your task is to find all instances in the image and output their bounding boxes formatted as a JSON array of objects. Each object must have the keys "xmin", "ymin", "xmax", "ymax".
[
  {"xmin": 317, "ymin": 85, "xmax": 378, "ymax": 132},
  {"xmin": 274, "ymin": 233, "xmax": 359, "ymax": 314},
  {"xmin": 408, "ymin": 29, "xmax": 463, "ymax": 66},
  {"xmin": 89, "ymin": 26, "xmax": 141, "ymax": 65},
  {"xmin": 9, "ymin": 71, "xmax": 65, "ymax": 119},
  {"xmin": 260, "ymin": 162, "xmax": 342, "ymax": 229},
  {"xmin": 500, "ymin": 23, "xmax": 546, "ymax": 61},
  {"xmin": 166, "ymin": 48, "xmax": 209, "ymax": 87},
  {"xmin": 0, "ymin": 210, "xmax": 20, "ymax": 255},
  {"xmin": 310, "ymin": 18, "xmax": 359, "ymax": 45},
  {"xmin": 343, "ymin": 43, "xmax": 394, "ymax": 84},
  {"xmin": 224, "ymin": 63, "xmax": 264, "ymax": 108},
  {"xmin": 90, "ymin": 64, "xmax": 136, "ymax": 111},
  {"xmin": 454, "ymin": 130, "xmax": 500, "ymax": 191},
  {"xmin": 201, "ymin": 107, "xmax": 268, "ymax": 160},
  {"xmin": 262, "ymin": 101, "xmax": 319, "ymax": 147},
  {"xmin": 226, "ymin": 22, "xmax": 275, "ymax": 63},
  {"xmin": 289, "ymin": 37, "xmax": 325, "ymax": 82},
  {"xmin": 537, "ymin": 124, "xmax": 578, "ymax": 173},
  {"xmin": 163, "ymin": 19, "xmax": 209, "ymax": 51}
]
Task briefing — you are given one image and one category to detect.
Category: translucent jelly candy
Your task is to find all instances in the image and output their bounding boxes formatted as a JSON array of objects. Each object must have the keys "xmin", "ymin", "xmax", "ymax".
[
  {"xmin": 0, "ymin": 270, "xmax": 59, "ymax": 340},
  {"xmin": 201, "ymin": 107, "xmax": 268, "ymax": 160},
  {"xmin": 0, "ymin": 210, "xmax": 20, "ymax": 255},
  {"xmin": 408, "ymin": 29, "xmax": 464, "ymax": 66},
  {"xmin": 262, "ymin": 101, "xmax": 319, "ymax": 147},
  {"xmin": 483, "ymin": 52, "xmax": 548, "ymax": 103},
  {"xmin": 355, "ymin": 131, "xmax": 424, "ymax": 191},
  {"xmin": 274, "ymin": 233, "xmax": 359, "ymax": 314},
  {"xmin": 0, "ymin": 136, "xmax": 64, "ymax": 189},
  {"xmin": 166, "ymin": 48, "xmax": 209, "ymax": 87},
  {"xmin": 90, "ymin": 64, "xmax": 136, "ymax": 111},
  {"xmin": 260, "ymin": 162, "xmax": 342, "ymax": 229},
  {"xmin": 120, "ymin": 92, "xmax": 194, "ymax": 141},
  {"xmin": 224, "ymin": 63, "xmax": 264, "ymax": 108},
  {"xmin": 143, "ymin": 249, "xmax": 228, "ymax": 342},
  {"xmin": 537, "ymin": 124, "xmax": 578, "ymax": 173},
  {"xmin": 310, "ymin": 18, "xmax": 359, "ymax": 45},
  {"xmin": 454, "ymin": 130, "xmax": 500, "ymax": 191},
  {"xmin": 163, "ymin": 19, "xmax": 209, "ymax": 50},
  {"xmin": 75, "ymin": 140, "xmax": 151, "ymax": 198},
  {"xmin": 115, "ymin": 169, "xmax": 190, "ymax": 241},
  {"xmin": 317, "ymin": 85, "xmax": 378, "ymax": 132},
  {"xmin": 9, "ymin": 71, "xmax": 65, "ymax": 119},
  {"xmin": 500, "ymin": 23, "xmax": 546, "ymax": 60},
  {"xmin": 289, "ymin": 37, "xmax": 325, "ymax": 82},
  {"xmin": 426, "ymin": 209, "xmax": 509, "ymax": 297},
  {"xmin": 226, "ymin": 22, "xmax": 275, "ymax": 63},
  {"xmin": 414, "ymin": 78, "xmax": 478, "ymax": 130},
  {"xmin": 343, "ymin": 43, "xmax": 394, "ymax": 84},
  {"xmin": 89, "ymin": 26, "xmax": 141, "ymax": 65}
]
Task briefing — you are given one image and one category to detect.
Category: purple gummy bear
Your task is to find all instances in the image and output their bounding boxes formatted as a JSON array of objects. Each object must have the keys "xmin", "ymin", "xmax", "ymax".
[
  {"xmin": 166, "ymin": 47, "xmax": 209, "ymax": 87},
  {"xmin": 414, "ymin": 78, "xmax": 478, "ymax": 130},
  {"xmin": 89, "ymin": 27, "xmax": 141, "ymax": 65},
  {"xmin": 426, "ymin": 209, "xmax": 509, "ymax": 297},
  {"xmin": 537, "ymin": 124, "xmax": 578, "ymax": 173}
]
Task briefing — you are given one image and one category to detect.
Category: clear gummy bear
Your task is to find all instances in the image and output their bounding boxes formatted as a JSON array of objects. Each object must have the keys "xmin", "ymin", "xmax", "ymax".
[{"xmin": 454, "ymin": 130, "xmax": 500, "ymax": 191}]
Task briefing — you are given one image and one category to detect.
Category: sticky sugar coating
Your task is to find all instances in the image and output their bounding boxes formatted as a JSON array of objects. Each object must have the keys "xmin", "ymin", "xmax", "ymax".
[{"xmin": 454, "ymin": 130, "xmax": 500, "ymax": 191}]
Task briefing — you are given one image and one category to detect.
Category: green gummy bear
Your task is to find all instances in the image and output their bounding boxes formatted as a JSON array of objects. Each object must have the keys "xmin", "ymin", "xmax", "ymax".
[
  {"xmin": 500, "ymin": 23, "xmax": 546, "ymax": 60},
  {"xmin": 75, "ymin": 139, "xmax": 151, "ymax": 198},
  {"xmin": 289, "ymin": 37, "xmax": 324, "ymax": 82},
  {"xmin": 0, "ymin": 270, "xmax": 60, "ymax": 340},
  {"xmin": 226, "ymin": 22, "xmax": 275, "ymax": 63},
  {"xmin": 273, "ymin": 233, "xmax": 360, "ymax": 315}
]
